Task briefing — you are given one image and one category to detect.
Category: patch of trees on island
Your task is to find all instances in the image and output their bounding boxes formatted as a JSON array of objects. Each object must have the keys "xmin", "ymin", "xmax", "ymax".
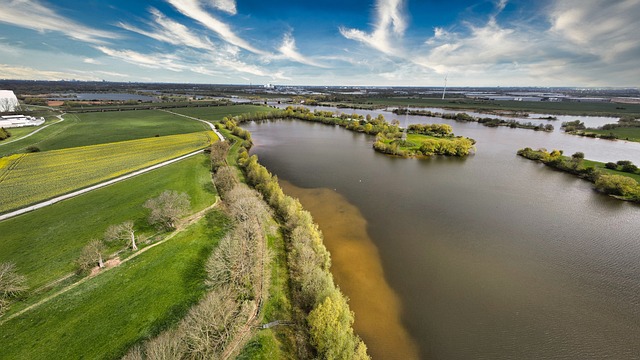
[
  {"xmin": 218, "ymin": 106, "xmax": 475, "ymax": 158},
  {"xmin": 393, "ymin": 108, "xmax": 554, "ymax": 132},
  {"xmin": 517, "ymin": 147, "xmax": 640, "ymax": 202}
]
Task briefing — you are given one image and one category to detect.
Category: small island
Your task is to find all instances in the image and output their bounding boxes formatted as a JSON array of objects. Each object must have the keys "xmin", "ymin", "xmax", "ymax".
[{"xmin": 517, "ymin": 147, "xmax": 640, "ymax": 202}]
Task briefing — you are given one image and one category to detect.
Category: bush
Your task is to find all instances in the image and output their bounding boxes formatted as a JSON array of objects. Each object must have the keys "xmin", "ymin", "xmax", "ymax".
[
  {"xmin": 595, "ymin": 174, "xmax": 639, "ymax": 197},
  {"xmin": 25, "ymin": 146, "xmax": 40, "ymax": 153},
  {"xmin": 621, "ymin": 164, "xmax": 638, "ymax": 173},
  {"xmin": 605, "ymin": 162, "xmax": 618, "ymax": 170},
  {"xmin": 617, "ymin": 160, "xmax": 633, "ymax": 166}
]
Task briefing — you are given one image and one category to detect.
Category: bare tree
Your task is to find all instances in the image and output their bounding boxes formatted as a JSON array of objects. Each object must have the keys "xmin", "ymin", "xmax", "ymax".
[
  {"xmin": 0, "ymin": 262, "xmax": 27, "ymax": 315},
  {"xmin": 105, "ymin": 221, "xmax": 138, "ymax": 250},
  {"xmin": 144, "ymin": 190, "xmax": 191, "ymax": 230},
  {"xmin": 76, "ymin": 239, "xmax": 107, "ymax": 271},
  {"xmin": 210, "ymin": 141, "xmax": 230, "ymax": 172},
  {"xmin": 224, "ymin": 185, "xmax": 270, "ymax": 226},
  {"xmin": 213, "ymin": 165, "xmax": 239, "ymax": 198}
]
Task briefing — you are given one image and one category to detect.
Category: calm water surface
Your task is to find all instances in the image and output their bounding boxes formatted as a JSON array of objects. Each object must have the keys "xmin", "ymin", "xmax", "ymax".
[{"xmin": 245, "ymin": 113, "xmax": 640, "ymax": 359}]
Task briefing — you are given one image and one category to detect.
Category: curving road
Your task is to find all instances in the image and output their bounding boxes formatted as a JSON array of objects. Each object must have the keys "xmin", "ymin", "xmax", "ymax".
[
  {"xmin": 159, "ymin": 109, "xmax": 225, "ymax": 141},
  {"xmin": 0, "ymin": 113, "xmax": 66, "ymax": 147}
]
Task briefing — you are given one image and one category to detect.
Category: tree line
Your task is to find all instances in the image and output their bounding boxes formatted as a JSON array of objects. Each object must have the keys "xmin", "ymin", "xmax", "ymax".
[
  {"xmin": 393, "ymin": 108, "xmax": 554, "ymax": 132},
  {"xmin": 517, "ymin": 148, "xmax": 640, "ymax": 202},
  {"xmin": 123, "ymin": 163, "xmax": 271, "ymax": 359},
  {"xmin": 238, "ymin": 148, "xmax": 369, "ymax": 359}
]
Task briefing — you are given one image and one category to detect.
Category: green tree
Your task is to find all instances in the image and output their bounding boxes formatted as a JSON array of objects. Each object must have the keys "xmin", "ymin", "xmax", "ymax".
[{"xmin": 308, "ymin": 290, "xmax": 370, "ymax": 360}]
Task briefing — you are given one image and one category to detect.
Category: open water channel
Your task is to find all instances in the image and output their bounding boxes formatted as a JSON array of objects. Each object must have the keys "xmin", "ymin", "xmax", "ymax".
[{"xmin": 244, "ymin": 107, "xmax": 640, "ymax": 359}]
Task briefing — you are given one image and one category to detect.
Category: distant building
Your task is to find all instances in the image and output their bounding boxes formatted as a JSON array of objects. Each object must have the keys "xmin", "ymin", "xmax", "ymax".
[
  {"xmin": 0, "ymin": 115, "xmax": 45, "ymax": 128},
  {"xmin": 0, "ymin": 90, "xmax": 20, "ymax": 112}
]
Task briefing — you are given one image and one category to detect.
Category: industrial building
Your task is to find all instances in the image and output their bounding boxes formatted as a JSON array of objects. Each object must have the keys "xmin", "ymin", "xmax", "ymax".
[{"xmin": 0, "ymin": 115, "xmax": 45, "ymax": 128}]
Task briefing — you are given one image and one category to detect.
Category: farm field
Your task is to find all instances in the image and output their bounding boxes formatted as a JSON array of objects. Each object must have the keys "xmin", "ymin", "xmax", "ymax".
[
  {"xmin": 0, "ymin": 131, "xmax": 214, "ymax": 214},
  {"xmin": 27, "ymin": 110, "xmax": 210, "ymax": 151},
  {"xmin": 0, "ymin": 211, "xmax": 229, "ymax": 360},
  {"xmin": 170, "ymin": 104, "xmax": 276, "ymax": 120},
  {"xmin": 0, "ymin": 153, "xmax": 216, "ymax": 289}
]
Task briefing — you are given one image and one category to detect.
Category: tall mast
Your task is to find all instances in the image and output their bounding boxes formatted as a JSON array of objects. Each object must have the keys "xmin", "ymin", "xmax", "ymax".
[{"xmin": 441, "ymin": 73, "xmax": 448, "ymax": 100}]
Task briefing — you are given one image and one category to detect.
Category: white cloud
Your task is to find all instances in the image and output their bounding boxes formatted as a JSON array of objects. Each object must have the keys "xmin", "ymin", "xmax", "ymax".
[
  {"xmin": 95, "ymin": 46, "xmax": 187, "ymax": 72},
  {"xmin": 0, "ymin": 0, "xmax": 116, "ymax": 44},
  {"xmin": 166, "ymin": 0, "xmax": 266, "ymax": 55},
  {"xmin": 0, "ymin": 63, "xmax": 100, "ymax": 81},
  {"xmin": 119, "ymin": 8, "xmax": 215, "ymax": 51},
  {"xmin": 277, "ymin": 33, "xmax": 328, "ymax": 68},
  {"xmin": 339, "ymin": 0, "xmax": 406, "ymax": 55},
  {"xmin": 83, "ymin": 58, "xmax": 102, "ymax": 65},
  {"xmin": 208, "ymin": 0, "xmax": 236, "ymax": 15},
  {"xmin": 549, "ymin": 0, "xmax": 640, "ymax": 62}
]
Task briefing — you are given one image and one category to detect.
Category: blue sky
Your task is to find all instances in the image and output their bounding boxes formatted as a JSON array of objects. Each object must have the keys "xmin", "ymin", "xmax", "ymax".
[{"xmin": 0, "ymin": 0, "xmax": 638, "ymax": 87}]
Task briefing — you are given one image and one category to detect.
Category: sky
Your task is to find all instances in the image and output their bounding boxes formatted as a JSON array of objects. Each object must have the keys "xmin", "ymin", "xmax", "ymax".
[{"xmin": 0, "ymin": 0, "xmax": 638, "ymax": 87}]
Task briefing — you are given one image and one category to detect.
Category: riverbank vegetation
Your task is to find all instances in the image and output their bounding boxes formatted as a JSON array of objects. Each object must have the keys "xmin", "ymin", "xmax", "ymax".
[
  {"xmin": 562, "ymin": 116, "xmax": 640, "ymax": 142},
  {"xmin": 517, "ymin": 148, "xmax": 640, "ymax": 202},
  {"xmin": 238, "ymin": 148, "xmax": 369, "ymax": 358},
  {"xmin": 393, "ymin": 108, "xmax": 554, "ymax": 132}
]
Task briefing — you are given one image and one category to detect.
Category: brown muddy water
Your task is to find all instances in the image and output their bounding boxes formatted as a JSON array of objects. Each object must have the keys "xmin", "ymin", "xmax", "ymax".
[
  {"xmin": 245, "ymin": 118, "xmax": 640, "ymax": 359},
  {"xmin": 281, "ymin": 181, "xmax": 420, "ymax": 359}
]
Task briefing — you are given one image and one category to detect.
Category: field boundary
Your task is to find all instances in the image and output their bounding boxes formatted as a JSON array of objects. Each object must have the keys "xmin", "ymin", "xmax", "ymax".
[{"xmin": 0, "ymin": 150, "xmax": 207, "ymax": 221}]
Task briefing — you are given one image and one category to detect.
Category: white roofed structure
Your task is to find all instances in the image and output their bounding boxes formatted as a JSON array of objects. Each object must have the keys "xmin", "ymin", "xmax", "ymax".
[{"xmin": 0, "ymin": 90, "xmax": 20, "ymax": 112}]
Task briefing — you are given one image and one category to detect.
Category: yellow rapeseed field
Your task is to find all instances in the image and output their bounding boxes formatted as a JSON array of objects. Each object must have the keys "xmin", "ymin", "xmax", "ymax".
[{"xmin": 0, "ymin": 131, "xmax": 214, "ymax": 213}]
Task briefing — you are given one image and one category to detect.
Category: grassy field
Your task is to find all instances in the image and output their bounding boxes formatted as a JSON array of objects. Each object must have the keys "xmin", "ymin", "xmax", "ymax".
[
  {"xmin": 347, "ymin": 97, "xmax": 640, "ymax": 117},
  {"xmin": 0, "ymin": 131, "xmax": 214, "ymax": 213},
  {"xmin": 33, "ymin": 110, "xmax": 210, "ymax": 151},
  {"xmin": 582, "ymin": 159, "xmax": 640, "ymax": 182},
  {"xmin": 583, "ymin": 127, "xmax": 640, "ymax": 142},
  {"xmin": 0, "ymin": 114, "xmax": 73, "ymax": 157},
  {"xmin": 170, "ymin": 104, "xmax": 277, "ymax": 121},
  {"xmin": 0, "ymin": 210, "xmax": 229, "ymax": 360},
  {"xmin": 0, "ymin": 110, "xmax": 210, "ymax": 156},
  {"xmin": 0, "ymin": 154, "xmax": 216, "ymax": 289}
]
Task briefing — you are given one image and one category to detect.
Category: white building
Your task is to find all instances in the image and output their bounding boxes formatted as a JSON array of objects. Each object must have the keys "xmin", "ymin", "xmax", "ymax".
[
  {"xmin": 0, "ymin": 90, "xmax": 20, "ymax": 112},
  {"xmin": 0, "ymin": 115, "xmax": 45, "ymax": 128}
]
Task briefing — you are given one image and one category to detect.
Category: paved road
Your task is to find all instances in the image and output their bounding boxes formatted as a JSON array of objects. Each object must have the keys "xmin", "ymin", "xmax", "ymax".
[
  {"xmin": 0, "ymin": 149, "xmax": 208, "ymax": 221},
  {"xmin": 0, "ymin": 109, "xmax": 225, "ymax": 221},
  {"xmin": 159, "ymin": 109, "xmax": 225, "ymax": 141}
]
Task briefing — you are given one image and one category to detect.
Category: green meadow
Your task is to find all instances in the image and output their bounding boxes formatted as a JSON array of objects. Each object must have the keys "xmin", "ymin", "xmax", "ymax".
[
  {"xmin": 170, "ymin": 104, "xmax": 277, "ymax": 120},
  {"xmin": 0, "ymin": 154, "xmax": 216, "ymax": 289},
  {"xmin": 0, "ymin": 211, "xmax": 229, "ymax": 360}
]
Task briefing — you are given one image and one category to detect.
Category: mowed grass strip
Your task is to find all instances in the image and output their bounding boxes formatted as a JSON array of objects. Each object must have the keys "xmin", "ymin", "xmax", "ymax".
[
  {"xmin": 0, "ymin": 131, "xmax": 214, "ymax": 213},
  {"xmin": 0, "ymin": 154, "xmax": 216, "ymax": 289},
  {"xmin": 0, "ymin": 210, "xmax": 229, "ymax": 360}
]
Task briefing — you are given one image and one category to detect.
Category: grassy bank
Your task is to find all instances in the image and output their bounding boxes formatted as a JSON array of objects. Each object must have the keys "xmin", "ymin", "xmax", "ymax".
[
  {"xmin": 0, "ymin": 154, "xmax": 216, "ymax": 289},
  {"xmin": 577, "ymin": 127, "xmax": 640, "ymax": 142},
  {"xmin": 0, "ymin": 211, "xmax": 228, "ymax": 360}
]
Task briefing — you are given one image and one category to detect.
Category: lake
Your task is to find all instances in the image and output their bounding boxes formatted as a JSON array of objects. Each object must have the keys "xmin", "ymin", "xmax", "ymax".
[{"xmin": 244, "ymin": 110, "xmax": 640, "ymax": 359}]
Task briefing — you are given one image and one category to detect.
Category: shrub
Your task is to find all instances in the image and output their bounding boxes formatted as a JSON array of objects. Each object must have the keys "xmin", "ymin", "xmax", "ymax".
[
  {"xmin": 605, "ymin": 162, "xmax": 618, "ymax": 170},
  {"xmin": 25, "ymin": 146, "xmax": 40, "ymax": 153},
  {"xmin": 595, "ymin": 174, "xmax": 639, "ymax": 197},
  {"xmin": 621, "ymin": 164, "xmax": 638, "ymax": 173}
]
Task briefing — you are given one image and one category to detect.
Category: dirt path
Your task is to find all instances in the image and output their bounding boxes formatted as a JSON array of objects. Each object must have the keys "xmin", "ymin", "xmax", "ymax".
[{"xmin": 0, "ymin": 199, "xmax": 219, "ymax": 325}]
